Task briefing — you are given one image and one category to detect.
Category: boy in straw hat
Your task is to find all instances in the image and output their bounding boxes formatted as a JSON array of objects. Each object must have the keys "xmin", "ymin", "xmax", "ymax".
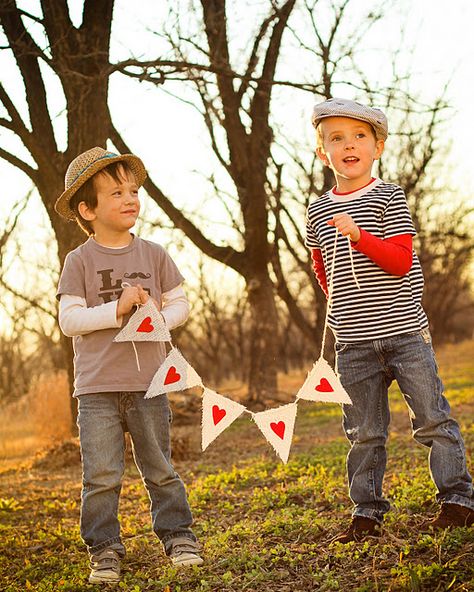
[
  {"xmin": 305, "ymin": 98, "xmax": 473, "ymax": 542},
  {"xmin": 55, "ymin": 147, "xmax": 202, "ymax": 583}
]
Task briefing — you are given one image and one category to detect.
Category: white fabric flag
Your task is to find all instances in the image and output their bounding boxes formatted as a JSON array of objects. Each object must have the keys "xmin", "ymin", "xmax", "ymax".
[
  {"xmin": 201, "ymin": 388, "xmax": 247, "ymax": 451},
  {"xmin": 114, "ymin": 299, "xmax": 171, "ymax": 343},
  {"xmin": 296, "ymin": 358, "xmax": 352, "ymax": 404},
  {"xmin": 253, "ymin": 402, "xmax": 297, "ymax": 464},
  {"xmin": 145, "ymin": 348, "xmax": 202, "ymax": 398}
]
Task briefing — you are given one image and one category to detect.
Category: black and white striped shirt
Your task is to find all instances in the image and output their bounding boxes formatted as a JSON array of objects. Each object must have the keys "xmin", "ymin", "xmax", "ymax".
[{"xmin": 305, "ymin": 178, "xmax": 428, "ymax": 343}]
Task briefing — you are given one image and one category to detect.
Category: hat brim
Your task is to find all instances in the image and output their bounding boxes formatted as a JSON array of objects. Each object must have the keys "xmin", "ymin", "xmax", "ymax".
[
  {"xmin": 55, "ymin": 153, "xmax": 147, "ymax": 220},
  {"xmin": 312, "ymin": 113, "xmax": 387, "ymax": 141}
]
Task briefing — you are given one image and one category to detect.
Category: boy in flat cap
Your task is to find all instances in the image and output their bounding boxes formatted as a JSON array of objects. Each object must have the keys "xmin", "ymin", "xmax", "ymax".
[
  {"xmin": 305, "ymin": 98, "xmax": 473, "ymax": 542},
  {"xmin": 55, "ymin": 147, "xmax": 202, "ymax": 583}
]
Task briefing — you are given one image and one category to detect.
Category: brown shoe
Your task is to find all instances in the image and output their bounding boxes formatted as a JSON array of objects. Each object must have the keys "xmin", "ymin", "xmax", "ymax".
[
  {"xmin": 420, "ymin": 503, "xmax": 474, "ymax": 531},
  {"xmin": 331, "ymin": 516, "xmax": 381, "ymax": 543}
]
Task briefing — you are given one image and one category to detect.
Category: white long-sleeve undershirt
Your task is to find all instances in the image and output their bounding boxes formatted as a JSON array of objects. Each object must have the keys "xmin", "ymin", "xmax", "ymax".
[{"xmin": 59, "ymin": 285, "xmax": 190, "ymax": 337}]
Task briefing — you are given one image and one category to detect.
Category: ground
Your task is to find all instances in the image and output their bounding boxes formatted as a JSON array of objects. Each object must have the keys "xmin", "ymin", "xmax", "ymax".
[{"xmin": 0, "ymin": 341, "xmax": 473, "ymax": 591}]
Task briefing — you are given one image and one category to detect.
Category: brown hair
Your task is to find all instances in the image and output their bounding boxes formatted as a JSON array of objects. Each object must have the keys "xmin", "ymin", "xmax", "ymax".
[{"xmin": 69, "ymin": 161, "xmax": 135, "ymax": 235}]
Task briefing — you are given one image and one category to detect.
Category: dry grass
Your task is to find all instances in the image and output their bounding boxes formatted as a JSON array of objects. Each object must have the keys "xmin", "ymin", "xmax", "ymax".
[
  {"xmin": 0, "ymin": 371, "xmax": 71, "ymax": 469},
  {"xmin": 1, "ymin": 340, "xmax": 473, "ymax": 471}
]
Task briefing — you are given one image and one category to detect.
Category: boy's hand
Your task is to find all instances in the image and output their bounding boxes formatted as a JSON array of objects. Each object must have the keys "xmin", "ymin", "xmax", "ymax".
[
  {"xmin": 137, "ymin": 286, "xmax": 162, "ymax": 313},
  {"xmin": 137, "ymin": 285, "xmax": 150, "ymax": 305},
  {"xmin": 116, "ymin": 284, "xmax": 148, "ymax": 318},
  {"xmin": 328, "ymin": 213, "xmax": 361, "ymax": 242},
  {"xmin": 136, "ymin": 287, "xmax": 162, "ymax": 317}
]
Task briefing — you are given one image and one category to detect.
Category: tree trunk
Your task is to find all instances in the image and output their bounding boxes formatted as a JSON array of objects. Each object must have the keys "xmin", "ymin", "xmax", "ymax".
[
  {"xmin": 246, "ymin": 272, "xmax": 279, "ymax": 406},
  {"xmin": 0, "ymin": 0, "xmax": 115, "ymax": 432}
]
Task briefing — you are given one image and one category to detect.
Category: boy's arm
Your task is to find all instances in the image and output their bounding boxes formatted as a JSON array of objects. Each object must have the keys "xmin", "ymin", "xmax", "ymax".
[
  {"xmin": 310, "ymin": 249, "xmax": 329, "ymax": 297},
  {"xmin": 59, "ymin": 285, "xmax": 189, "ymax": 337},
  {"xmin": 352, "ymin": 230, "xmax": 413, "ymax": 276},
  {"xmin": 159, "ymin": 285, "xmax": 190, "ymax": 329},
  {"xmin": 59, "ymin": 295, "xmax": 122, "ymax": 337}
]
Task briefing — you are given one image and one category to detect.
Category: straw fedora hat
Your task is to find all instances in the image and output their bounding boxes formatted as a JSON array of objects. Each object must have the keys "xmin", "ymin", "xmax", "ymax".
[{"xmin": 55, "ymin": 147, "xmax": 147, "ymax": 220}]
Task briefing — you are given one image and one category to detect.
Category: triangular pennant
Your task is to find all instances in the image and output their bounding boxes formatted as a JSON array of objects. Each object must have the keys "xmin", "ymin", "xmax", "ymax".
[
  {"xmin": 201, "ymin": 388, "xmax": 247, "ymax": 451},
  {"xmin": 145, "ymin": 347, "xmax": 202, "ymax": 398},
  {"xmin": 252, "ymin": 402, "xmax": 297, "ymax": 464},
  {"xmin": 114, "ymin": 299, "xmax": 171, "ymax": 343},
  {"xmin": 296, "ymin": 358, "xmax": 352, "ymax": 404}
]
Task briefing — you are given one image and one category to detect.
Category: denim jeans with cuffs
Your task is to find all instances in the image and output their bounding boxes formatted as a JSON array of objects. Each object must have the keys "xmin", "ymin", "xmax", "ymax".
[
  {"xmin": 336, "ymin": 329, "xmax": 474, "ymax": 523},
  {"xmin": 77, "ymin": 391, "xmax": 196, "ymax": 556}
]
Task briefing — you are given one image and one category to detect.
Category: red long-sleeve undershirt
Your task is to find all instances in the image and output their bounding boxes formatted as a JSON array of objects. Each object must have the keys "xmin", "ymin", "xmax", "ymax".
[{"xmin": 311, "ymin": 230, "xmax": 413, "ymax": 297}]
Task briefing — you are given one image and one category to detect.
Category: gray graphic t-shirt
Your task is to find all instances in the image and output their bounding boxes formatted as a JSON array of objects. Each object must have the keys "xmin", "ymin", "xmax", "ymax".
[{"xmin": 57, "ymin": 236, "xmax": 184, "ymax": 396}]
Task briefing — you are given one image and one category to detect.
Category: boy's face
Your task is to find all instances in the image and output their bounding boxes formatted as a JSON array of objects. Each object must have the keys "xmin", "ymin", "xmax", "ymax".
[
  {"xmin": 316, "ymin": 117, "xmax": 384, "ymax": 192},
  {"xmin": 78, "ymin": 165, "xmax": 140, "ymax": 238}
]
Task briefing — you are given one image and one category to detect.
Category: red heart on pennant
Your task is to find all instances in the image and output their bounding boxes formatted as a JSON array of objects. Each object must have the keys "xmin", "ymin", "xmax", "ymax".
[
  {"xmin": 212, "ymin": 405, "xmax": 226, "ymax": 425},
  {"xmin": 164, "ymin": 366, "xmax": 181, "ymax": 385},
  {"xmin": 137, "ymin": 316, "xmax": 154, "ymax": 333},
  {"xmin": 315, "ymin": 378, "xmax": 334, "ymax": 393},
  {"xmin": 270, "ymin": 421, "xmax": 285, "ymax": 440}
]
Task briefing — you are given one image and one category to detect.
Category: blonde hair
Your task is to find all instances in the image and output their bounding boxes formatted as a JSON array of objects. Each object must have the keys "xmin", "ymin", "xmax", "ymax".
[{"xmin": 315, "ymin": 124, "xmax": 324, "ymax": 149}]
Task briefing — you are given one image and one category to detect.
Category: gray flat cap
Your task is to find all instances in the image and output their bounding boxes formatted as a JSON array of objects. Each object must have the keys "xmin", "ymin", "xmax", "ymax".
[{"xmin": 312, "ymin": 98, "xmax": 388, "ymax": 141}]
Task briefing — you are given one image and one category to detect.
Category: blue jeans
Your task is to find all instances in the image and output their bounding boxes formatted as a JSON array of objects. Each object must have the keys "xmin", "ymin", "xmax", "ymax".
[
  {"xmin": 336, "ymin": 330, "xmax": 474, "ymax": 523},
  {"xmin": 77, "ymin": 392, "xmax": 196, "ymax": 555}
]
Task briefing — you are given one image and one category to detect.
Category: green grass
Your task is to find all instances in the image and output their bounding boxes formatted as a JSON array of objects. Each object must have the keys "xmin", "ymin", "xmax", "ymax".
[{"xmin": 1, "ymin": 341, "xmax": 473, "ymax": 591}]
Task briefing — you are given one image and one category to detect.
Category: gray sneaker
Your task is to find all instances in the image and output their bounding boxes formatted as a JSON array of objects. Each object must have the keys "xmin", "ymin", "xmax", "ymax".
[
  {"xmin": 167, "ymin": 537, "xmax": 203, "ymax": 566},
  {"xmin": 89, "ymin": 548, "xmax": 121, "ymax": 583}
]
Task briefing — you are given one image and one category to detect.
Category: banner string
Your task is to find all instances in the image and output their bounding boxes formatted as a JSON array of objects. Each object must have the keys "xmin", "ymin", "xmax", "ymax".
[
  {"xmin": 318, "ymin": 231, "xmax": 338, "ymax": 360},
  {"xmin": 319, "ymin": 231, "xmax": 361, "ymax": 359},
  {"xmin": 347, "ymin": 236, "xmax": 361, "ymax": 290},
  {"xmin": 117, "ymin": 240, "xmax": 357, "ymax": 460}
]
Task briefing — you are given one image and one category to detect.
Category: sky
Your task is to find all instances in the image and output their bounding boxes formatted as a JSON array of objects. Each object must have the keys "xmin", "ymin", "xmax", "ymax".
[
  {"xmin": 111, "ymin": 0, "xmax": 474, "ymax": 197},
  {"xmin": 0, "ymin": 0, "xmax": 474, "ymax": 331},
  {"xmin": 2, "ymin": 0, "xmax": 474, "ymax": 214}
]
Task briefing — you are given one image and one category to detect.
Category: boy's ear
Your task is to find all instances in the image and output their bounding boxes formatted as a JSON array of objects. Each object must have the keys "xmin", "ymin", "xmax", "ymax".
[
  {"xmin": 78, "ymin": 201, "xmax": 96, "ymax": 221},
  {"xmin": 374, "ymin": 139, "xmax": 385, "ymax": 160},
  {"xmin": 316, "ymin": 147, "xmax": 330, "ymax": 167}
]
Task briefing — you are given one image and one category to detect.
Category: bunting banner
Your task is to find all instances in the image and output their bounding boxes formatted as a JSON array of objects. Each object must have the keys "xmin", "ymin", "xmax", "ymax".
[
  {"xmin": 115, "ymin": 284, "xmax": 350, "ymax": 461},
  {"xmin": 201, "ymin": 388, "xmax": 247, "ymax": 451},
  {"xmin": 296, "ymin": 358, "xmax": 352, "ymax": 404},
  {"xmin": 145, "ymin": 347, "xmax": 202, "ymax": 398},
  {"xmin": 252, "ymin": 402, "xmax": 298, "ymax": 464},
  {"xmin": 114, "ymin": 299, "xmax": 171, "ymax": 343},
  {"xmin": 114, "ymin": 227, "xmax": 356, "ymax": 462}
]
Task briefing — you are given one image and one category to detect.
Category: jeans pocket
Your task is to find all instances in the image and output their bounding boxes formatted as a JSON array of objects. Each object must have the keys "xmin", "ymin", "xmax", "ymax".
[{"xmin": 335, "ymin": 342, "xmax": 350, "ymax": 353}]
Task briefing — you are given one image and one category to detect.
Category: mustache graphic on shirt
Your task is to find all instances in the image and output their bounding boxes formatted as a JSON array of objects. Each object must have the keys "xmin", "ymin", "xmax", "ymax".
[{"xmin": 123, "ymin": 272, "xmax": 152, "ymax": 280}]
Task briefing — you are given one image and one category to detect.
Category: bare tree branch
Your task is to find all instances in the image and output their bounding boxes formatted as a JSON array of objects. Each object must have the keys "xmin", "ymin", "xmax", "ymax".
[
  {"xmin": 0, "ymin": 147, "xmax": 37, "ymax": 180},
  {"xmin": 109, "ymin": 123, "xmax": 246, "ymax": 274},
  {"xmin": 112, "ymin": 60, "xmax": 323, "ymax": 93},
  {"xmin": 0, "ymin": 81, "xmax": 33, "ymax": 147},
  {"xmin": 1, "ymin": 0, "xmax": 57, "ymax": 152},
  {"xmin": 236, "ymin": 9, "xmax": 277, "ymax": 101}
]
